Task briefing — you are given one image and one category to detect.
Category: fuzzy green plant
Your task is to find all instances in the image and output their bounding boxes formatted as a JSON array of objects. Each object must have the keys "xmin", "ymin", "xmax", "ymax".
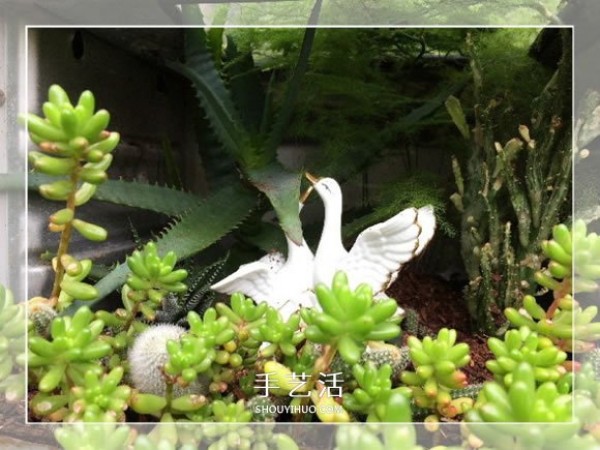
[
  {"xmin": 23, "ymin": 85, "xmax": 119, "ymax": 309},
  {"xmin": 486, "ymin": 326, "xmax": 567, "ymax": 386},
  {"xmin": 301, "ymin": 271, "xmax": 401, "ymax": 365},
  {"xmin": 401, "ymin": 328, "xmax": 471, "ymax": 417},
  {"xmin": 28, "ymin": 306, "xmax": 111, "ymax": 394},
  {"xmin": 0, "ymin": 285, "xmax": 25, "ymax": 403},
  {"xmin": 343, "ymin": 362, "xmax": 411, "ymax": 422}
]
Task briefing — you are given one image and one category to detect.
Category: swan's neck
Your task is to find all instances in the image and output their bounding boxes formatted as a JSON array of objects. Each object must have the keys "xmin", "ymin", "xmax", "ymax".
[
  {"xmin": 285, "ymin": 238, "xmax": 313, "ymax": 264},
  {"xmin": 318, "ymin": 197, "xmax": 345, "ymax": 259}
]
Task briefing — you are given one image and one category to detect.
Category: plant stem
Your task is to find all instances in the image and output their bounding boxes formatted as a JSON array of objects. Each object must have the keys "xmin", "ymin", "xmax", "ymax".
[
  {"xmin": 293, "ymin": 344, "xmax": 337, "ymax": 422},
  {"xmin": 546, "ymin": 278, "xmax": 571, "ymax": 319},
  {"xmin": 50, "ymin": 169, "xmax": 80, "ymax": 305}
]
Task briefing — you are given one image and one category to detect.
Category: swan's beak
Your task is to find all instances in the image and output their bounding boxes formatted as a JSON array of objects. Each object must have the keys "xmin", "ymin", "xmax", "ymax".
[
  {"xmin": 304, "ymin": 172, "xmax": 320, "ymax": 185},
  {"xmin": 300, "ymin": 186, "xmax": 314, "ymax": 204}
]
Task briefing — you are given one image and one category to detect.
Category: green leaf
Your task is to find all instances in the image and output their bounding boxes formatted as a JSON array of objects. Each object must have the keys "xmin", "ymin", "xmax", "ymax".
[
  {"xmin": 224, "ymin": 37, "xmax": 266, "ymax": 134},
  {"xmin": 29, "ymin": 174, "xmax": 199, "ymax": 216},
  {"xmin": 247, "ymin": 164, "xmax": 303, "ymax": 245},
  {"xmin": 65, "ymin": 185, "xmax": 256, "ymax": 312},
  {"xmin": 169, "ymin": 28, "xmax": 247, "ymax": 162}
]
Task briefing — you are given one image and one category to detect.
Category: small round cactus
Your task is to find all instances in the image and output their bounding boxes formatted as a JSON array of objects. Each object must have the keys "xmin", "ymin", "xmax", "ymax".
[
  {"xmin": 246, "ymin": 396, "xmax": 278, "ymax": 422},
  {"xmin": 128, "ymin": 324, "xmax": 206, "ymax": 397}
]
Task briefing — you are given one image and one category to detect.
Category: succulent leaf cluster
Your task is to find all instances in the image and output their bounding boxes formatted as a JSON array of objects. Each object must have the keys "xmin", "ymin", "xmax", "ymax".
[
  {"xmin": 251, "ymin": 309, "xmax": 304, "ymax": 358},
  {"xmin": 464, "ymin": 362, "xmax": 585, "ymax": 450},
  {"xmin": 25, "ymin": 85, "xmax": 118, "ymax": 207},
  {"xmin": 301, "ymin": 271, "xmax": 400, "ymax": 364},
  {"xmin": 0, "ymin": 285, "xmax": 25, "ymax": 402},
  {"xmin": 343, "ymin": 362, "xmax": 410, "ymax": 421},
  {"xmin": 486, "ymin": 326, "xmax": 567, "ymax": 386},
  {"xmin": 334, "ymin": 423, "xmax": 423, "ymax": 450},
  {"xmin": 164, "ymin": 309, "xmax": 235, "ymax": 383},
  {"xmin": 25, "ymin": 85, "xmax": 120, "ymax": 307},
  {"xmin": 65, "ymin": 367, "xmax": 131, "ymax": 422},
  {"xmin": 401, "ymin": 328, "xmax": 470, "ymax": 416},
  {"xmin": 506, "ymin": 294, "xmax": 600, "ymax": 352},
  {"xmin": 126, "ymin": 242, "xmax": 188, "ymax": 319},
  {"xmin": 468, "ymin": 362, "xmax": 572, "ymax": 422},
  {"xmin": 28, "ymin": 306, "xmax": 111, "ymax": 393},
  {"xmin": 55, "ymin": 424, "xmax": 133, "ymax": 450}
]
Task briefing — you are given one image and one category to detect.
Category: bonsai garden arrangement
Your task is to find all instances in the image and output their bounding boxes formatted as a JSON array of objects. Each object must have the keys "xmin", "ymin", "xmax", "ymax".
[{"xmin": 5, "ymin": 24, "xmax": 600, "ymax": 449}]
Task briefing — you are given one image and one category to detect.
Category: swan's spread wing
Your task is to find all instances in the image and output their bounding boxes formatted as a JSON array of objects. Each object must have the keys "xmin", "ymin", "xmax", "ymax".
[
  {"xmin": 211, "ymin": 261, "xmax": 275, "ymax": 302},
  {"xmin": 340, "ymin": 206, "xmax": 436, "ymax": 292},
  {"xmin": 258, "ymin": 251, "xmax": 286, "ymax": 271}
]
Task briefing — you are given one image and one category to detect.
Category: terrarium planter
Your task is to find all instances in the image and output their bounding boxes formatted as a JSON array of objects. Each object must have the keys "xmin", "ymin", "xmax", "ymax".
[{"xmin": 13, "ymin": 22, "xmax": 600, "ymax": 450}]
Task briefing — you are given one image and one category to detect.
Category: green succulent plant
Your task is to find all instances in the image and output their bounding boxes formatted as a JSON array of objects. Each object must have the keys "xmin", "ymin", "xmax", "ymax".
[
  {"xmin": 0, "ymin": 284, "xmax": 25, "ymax": 402},
  {"xmin": 301, "ymin": 271, "xmax": 400, "ymax": 365},
  {"xmin": 55, "ymin": 423, "xmax": 133, "ymax": 450},
  {"xmin": 486, "ymin": 326, "xmax": 567, "ymax": 386},
  {"xmin": 164, "ymin": 309, "xmax": 235, "ymax": 383},
  {"xmin": 465, "ymin": 363, "xmax": 586, "ymax": 450},
  {"xmin": 24, "ymin": 85, "xmax": 119, "ymax": 306},
  {"xmin": 28, "ymin": 306, "xmax": 111, "ymax": 393},
  {"xmin": 65, "ymin": 366, "xmax": 131, "ymax": 422},
  {"xmin": 334, "ymin": 423, "xmax": 423, "ymax": 450},
  {"xmin": 401, "ymin": 328, "xmax": 471, "ymax": 416},
  {"xmin": 125, "ymin": 241, "xmax": 189, "ymax": 321},
  {"xmin": 468, "ymin": 362, "xmax": 572, "ymax": 423},
  {"xmin": 251, "ymin": 309, "xmax": 305, "ymax": 358},
  {"xmin": 343, "ymin": 362, "xmax": 411, "ymax": 422}
]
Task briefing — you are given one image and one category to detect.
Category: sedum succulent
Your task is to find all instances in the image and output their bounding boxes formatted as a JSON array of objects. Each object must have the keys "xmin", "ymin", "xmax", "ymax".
[
  {"xmin": 125, "ymin": 242, "xmax": 188, "ymax": 320},
  {"xmin": 401, "ymin": 328, "xmax": 470, "ymax": 416},
  {"xmin": 24, "ymin": 85, "xmax": 120, "ymax": 306},
  {"xmin": 164, "ymin": 309, "xmax": 235, "ymax": 383},
  {"xmin": 467, "ymin": 362, "xmax": 572, "ymax": 423},
  {"xmin": 343, "ymin": 362, "xmax": 410, "ymax": 422},
  {"xmin": 334, "ymin": 423, "xmax": 423, "ymax": 450},
  {"xmin": 55, "ymin": 423, "xmax": 133, "ymax": 450},
  {"xmin": 251, "ymin": 309, "xmax": 305, "ymax": 358},
  {"xmin": 301, "ymin": 271, "xmax": 400, "ymax": 365},
  {"xmin": 465, "ymin": 363, "xmax": 585, "ymax": 450},
  {"xmin": 486, "ymin": 326, "xmax": 567, "ymax": 386},
  {"xmin": 0, "ymin": 284, "xmax": 25, "ymax": 402},
  {"xmin": 28, "ymin": 306, "xmax": 111, "ymax": 393},
  {"xmin": 65, "ymin": 366, "xmax": 131, "ymax": 422}
]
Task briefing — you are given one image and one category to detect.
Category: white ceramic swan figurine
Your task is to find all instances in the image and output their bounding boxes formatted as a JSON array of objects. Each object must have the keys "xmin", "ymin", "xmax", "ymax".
[
  {"xmin": 305, "ymin": 173, "xmax": 436, "ymax": 293},
  {"xmin": 210, "ymin": 204, "xmax": 316, "ymax": 320}
]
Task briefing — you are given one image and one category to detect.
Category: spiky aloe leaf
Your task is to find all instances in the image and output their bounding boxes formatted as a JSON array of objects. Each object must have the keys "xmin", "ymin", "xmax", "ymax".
[
  {"xmin": 66, "ymin": 185, "xmax": 256, "ymax": 311},
  {"xmin": 29, "ymin": 174, "xmax": 198, "ymax": 216},
  {"xmin": 168, "ymin": 28, "xmax": 248, "ymax": 164}
]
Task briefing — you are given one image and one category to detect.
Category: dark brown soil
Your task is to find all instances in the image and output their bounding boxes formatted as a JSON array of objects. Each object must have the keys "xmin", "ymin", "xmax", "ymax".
[{"xmin": 386, "ymin": 271, "xmax": 494, "ymax": 384}]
